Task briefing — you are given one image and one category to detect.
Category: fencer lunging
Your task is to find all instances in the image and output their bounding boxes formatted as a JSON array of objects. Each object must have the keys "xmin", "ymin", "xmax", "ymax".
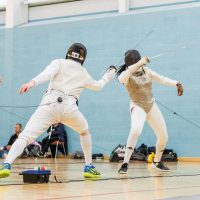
[
  {"xmin": 0, "ymin": 43, "xmax": 116, "ymax": 179},
  {"xmin": 117, "ymin": 50, "xmax": 183, "ymax": 174}
]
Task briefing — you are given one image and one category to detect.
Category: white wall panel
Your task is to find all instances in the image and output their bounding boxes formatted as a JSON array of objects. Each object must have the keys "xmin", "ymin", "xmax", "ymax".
[
  {"xmin": 130, "ymin": 0, "xmax": 191, "ymax": 9},
  {"xmin": 29, "ymin": 0, "xmax": 117, "ymax": 21}
]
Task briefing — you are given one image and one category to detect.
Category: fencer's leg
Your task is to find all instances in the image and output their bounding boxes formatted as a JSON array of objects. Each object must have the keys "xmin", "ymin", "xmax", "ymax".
[
  {"xmin": 61, "ymin": 105, "xmax": 92, "ymax": 165},
  {"xmin": 119, "ymin": 105, "xmax": 146, "ymax": 174},
  {"xmin": 147, "ymin": 102, "xmax": 168, "ymax": 162},
  {"xmin": 4, "ymin": 105, "xmax": 56, "ymax": 165},
  {"xmin": 4, "ymin": 135, "xmax": 29, "ymax": 164},
  {"xmin": 123, "ymin": 106, "xmax": 146, "ymax": 164},
  {"xmin": 80, "ymin": 131, "xmax": 100, "ymax": 178},
  {"xmin": 80, "ymin": 131, "xmax": 92, "ymax": 165},
  {"xmin": 61, "ymin": 105, "xmax": 100, "ymax": 178}
]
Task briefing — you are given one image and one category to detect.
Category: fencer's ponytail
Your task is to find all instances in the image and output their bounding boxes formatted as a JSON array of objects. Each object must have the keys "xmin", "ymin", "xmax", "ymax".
[
  {"xmin": 117, "ymin": 49, "xmax": 141, "ymax": 77},
  {"xmin": 116, "ymin": 64, "xmax": 126, "ymax": 77}
]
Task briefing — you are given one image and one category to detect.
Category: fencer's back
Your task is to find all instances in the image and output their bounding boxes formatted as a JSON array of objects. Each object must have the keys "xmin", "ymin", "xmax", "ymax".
[{"xmin": 48, "ymin": 59, "xmax": 90, "ymax": 98}]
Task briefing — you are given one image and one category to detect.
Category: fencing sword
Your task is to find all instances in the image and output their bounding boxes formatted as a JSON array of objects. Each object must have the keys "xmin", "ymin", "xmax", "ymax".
[
  {"xmin": 150, "ymin": 46, "xmax": 187, "ymax": 60},
  {"xmin": 101, "ymin": 29, "xmax": 154, "ymax": 75},
  {"xmin": 115, "ymin": 29, "xmax": 154, "ymax": 68}
]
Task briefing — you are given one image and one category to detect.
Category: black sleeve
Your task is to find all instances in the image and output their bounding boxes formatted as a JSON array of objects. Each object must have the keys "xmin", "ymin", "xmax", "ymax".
[{"xmin": 6, "ymin": 135, "xmax": 16, "ymax": 146}]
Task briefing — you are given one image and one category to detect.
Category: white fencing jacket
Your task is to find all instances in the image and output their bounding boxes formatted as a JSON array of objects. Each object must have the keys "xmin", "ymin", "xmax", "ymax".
[{"xmin": 32, "ymin": 59, "xmax": 115, "ymax": 99}]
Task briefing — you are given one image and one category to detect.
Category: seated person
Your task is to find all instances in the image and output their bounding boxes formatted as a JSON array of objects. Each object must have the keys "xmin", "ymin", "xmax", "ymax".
[
  {"xmin": 5, "ymin": 123, "xmax": 22, "ymax": 151},
  {"xmin": 0, "ymin": 123, "xmax": 42, "ymax": 158},
  {"xmin": 41, "ymin": 123, "xmax": 67, "ymax": 158},
  {"xmin": 0, "ymin": 123, "xmax": 22, "ymax": 158}
]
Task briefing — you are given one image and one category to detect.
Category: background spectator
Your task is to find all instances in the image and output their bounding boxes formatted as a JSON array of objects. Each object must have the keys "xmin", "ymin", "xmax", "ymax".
[
  {"xmin": 41, "ymin": 123, "xmax": 67, "ymax": 158},
  {"xmin": 0, "ymin": 123, "xmax": 22, "ymax": 158},
  {"xmin": 5, "ymin": 123, "xmax": 22, "ymax": 151}
]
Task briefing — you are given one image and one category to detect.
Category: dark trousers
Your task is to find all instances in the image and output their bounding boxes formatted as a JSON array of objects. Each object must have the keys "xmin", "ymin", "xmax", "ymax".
[{"xmin": 41, "ymin": 136, "xmax": 67, "ymax": 158}]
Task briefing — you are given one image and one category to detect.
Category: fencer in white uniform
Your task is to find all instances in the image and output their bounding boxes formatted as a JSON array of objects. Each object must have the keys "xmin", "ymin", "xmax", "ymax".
[
  {"xmin": 0, "ymin": 43, "xmax": 116, "ymax": 179},
  {"xmin": 117, "ymin": 49, "xmax": 183, "ymax": 173}
]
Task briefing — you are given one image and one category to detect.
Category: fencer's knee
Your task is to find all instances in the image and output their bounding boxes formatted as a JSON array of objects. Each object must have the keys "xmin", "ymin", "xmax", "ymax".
[
  {"xmin": 157, "ymin": 134, "xmax": 168, "ymax": 146},
  {"xmin": 130, "ymin": 127, "xmax": 142, "ymax": 138},
  {"xmin": 80, "ymin": 130, "xmax": 90, "ymax": 136},
  {"xmin": 163, "ymin": 134, "xmax": 169, "ymax": 144}
]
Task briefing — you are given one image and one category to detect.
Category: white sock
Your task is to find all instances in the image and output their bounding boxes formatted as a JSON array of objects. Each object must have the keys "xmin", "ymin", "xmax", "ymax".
[
  {"xmin": 4, "ymin": 138, "xmax": 28, "ymax": 164},
  {"xmin": 123, "ymin": 133, "xmax": 139, "ymax": 164},
  {"xmin": 80, "ymin": 134, "xmax": 92, "ymax": 165},
  {"xmin": 154, "ymin": 143, "xmax": 166, "ymax": 163}
]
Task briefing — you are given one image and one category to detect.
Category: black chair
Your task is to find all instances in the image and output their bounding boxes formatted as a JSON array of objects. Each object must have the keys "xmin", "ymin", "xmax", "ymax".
[{"xmin": 50, "ymin": 139, "xmax": 67, "ymax": 159}]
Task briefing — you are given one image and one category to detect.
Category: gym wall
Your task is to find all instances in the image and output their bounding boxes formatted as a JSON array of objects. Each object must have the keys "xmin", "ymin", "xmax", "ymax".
[{"xmin": 0, "ymin": 4, "xmax": 200, "ymax": 157}]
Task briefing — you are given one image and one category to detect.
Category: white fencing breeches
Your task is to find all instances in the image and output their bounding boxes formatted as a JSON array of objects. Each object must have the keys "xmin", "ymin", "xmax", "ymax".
[
  {"xmin": 5, "ymin": 90, "xmax": 90, "ymax": 164},
  {"xmin": 124, "ymin": 101, "xmax": 168, "ymax": 163}
]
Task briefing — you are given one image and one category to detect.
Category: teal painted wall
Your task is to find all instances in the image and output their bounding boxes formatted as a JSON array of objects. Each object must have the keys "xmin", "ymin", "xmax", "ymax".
[{"xmin": 0, "ymin": 6, "xmax": 200, "ymax": 157}]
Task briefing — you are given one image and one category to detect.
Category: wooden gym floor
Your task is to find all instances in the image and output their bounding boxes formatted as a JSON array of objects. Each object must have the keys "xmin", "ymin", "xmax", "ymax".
[{"xmin": 0, "ymin": 158, "xmax": 200, "ymax": 200}]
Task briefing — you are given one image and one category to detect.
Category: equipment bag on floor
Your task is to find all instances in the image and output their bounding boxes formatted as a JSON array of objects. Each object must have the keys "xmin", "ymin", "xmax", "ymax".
[
  {"xmin": 109, "ymin": 144, "xmax": 147, "ymax": 162},
  {"xmin": 92, "ymin": 153, "xmax": 104, "ymax": 160},
  {"xmin": 71, "ymin": 151, "xmax": 84, "ymax": 159},
  {"xmin": 148, "ymin": 146, "xmax": 178, "ymax": 162},
  {"xmin": 109, "ymin": 144, "xmax": 126, "ymax": 162},
  {"xmin": 20, "ymin": 141, "xmax": 42, "ymax": 158},
  {"xmin": 131, "ymin": 143, "xmax": 148, "ymax": 161}
]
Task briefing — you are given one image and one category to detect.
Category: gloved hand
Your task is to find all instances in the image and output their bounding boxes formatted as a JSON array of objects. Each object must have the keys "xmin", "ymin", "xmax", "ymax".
[
  {"xmin": 103, "ymin": 65, "xmax": 117, "ymax": 80},
  {"xmin": 176, "ymin": 83, "xmax": 183, "ymax": 96},
  {"xmin": 139, "ymin": 56, "xmax": 150, "ymax": 65},
  {"xmin": 107, "ymin": 65, "xmax": 117, "ymax": 72},
  {"xmin": 19, "ymin": 80, "xmax": 35, "ymax": 94}
]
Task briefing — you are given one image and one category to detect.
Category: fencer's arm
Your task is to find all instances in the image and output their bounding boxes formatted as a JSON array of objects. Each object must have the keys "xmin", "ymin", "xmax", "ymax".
[
  {"xmin": 19, "ymin": 60, "xmax": 60, "ymax": 94},
  {"xmin": 85, "ymin": 79, "xmax": 108, "ymax": 91},
  {"xmin": 150, "ymin": 69, "xmax": 183, "ymax": 96},
  {"xmin": 118, "ymin": 57, "xmax": 149, "ymax": 85},
  {"xmin": 85, "ymin": 67, "xmax": 116, "ymax": 91},
  {"xmin": 150, "ymin": 69, "xmax": 178, "ymax": 87},
  {"xmin": 32, "ymin": 60, "xmax": 60, "ymax": 86},
  {"xmin": 0, "ymin": 76, "xmax": 3, "ymax": 84}
]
